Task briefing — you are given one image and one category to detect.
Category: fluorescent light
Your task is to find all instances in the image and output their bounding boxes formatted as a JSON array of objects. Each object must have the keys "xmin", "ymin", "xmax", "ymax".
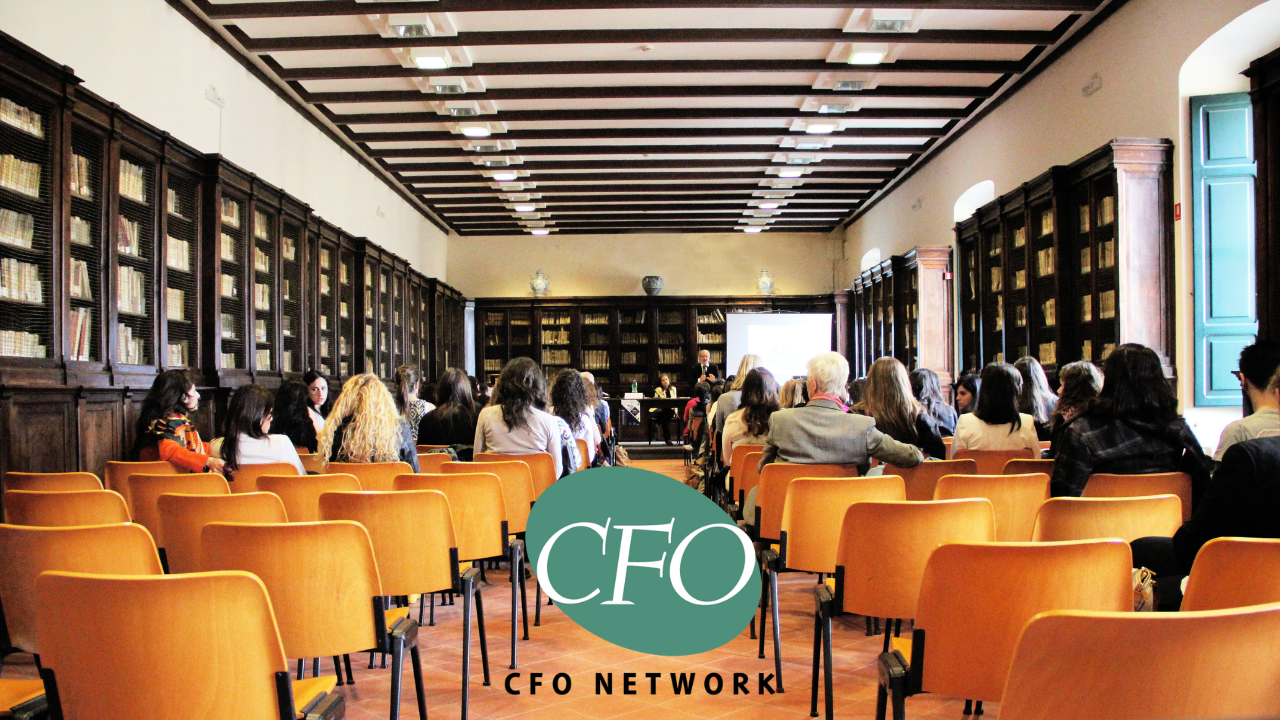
[
  {"xmin": 743, "ymin": 227, "xmax": 763, "ymax": 233},
  {"xmin": 514, "ymin": 204, "xmax": 536, "ymax": 212},
  {"xmin": 492, "ymin": 171, "xmax": 517, "ymax": 181},
  {"xmin": 758, "ymin": 202, "xmax": 779, "ymax": 209},
  {"xmin": 461, "ymin": 125, "xmax": 491, "ymax": 138},
  {"xmin": 848, "ymin": 44, "xmax": 889, "ymax": 65},
  {"xmin": 805, "ymin": 122, "xmax": 836, "ymax": 135},
  {"xmin": 833, "ymin": 80, "xmax": 867, "ymax": 92},
  {"xmin": 868, "ymin": 9, "xmax": 914, "ymax": 33},
  {"xmin": 795, "ymin": 141, "xmax": 826, "ymax": 150},
  {"xmin": 778, "ymin": 168, "xmax": 804, "ymax": 178},
  {"xmin": 413, "ymin": 54, "xmax": 450, "ymax": 70},
  {"xmin": 530, "ymin": 229, "xmax": 550, "ymax": 236}
]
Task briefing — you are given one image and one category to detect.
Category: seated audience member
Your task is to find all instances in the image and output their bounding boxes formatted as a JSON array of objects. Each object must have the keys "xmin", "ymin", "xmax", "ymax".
[
  {"xmin": 580, "ymin": 371, "xmax": 610, "ymax": 437},
  {"xmin": 1015, "ymin": 356, "xmax": 1058, "ymax": 441},
  {"xmin": 269, "ymin": 380, "xmax": 319, "ymax": 453},
  {"xmin": 650, "ymin": 373, "xmax": 678, "ymax": 444},
  {"xmin": 303, "ymin": 369, "xmax": 332, "ymax": 434},
  {"xmin": 1045, "ymin": 360, "xmax": 1103, "ymax": 458},
  {"xmin": 723, "ymin": 368, "xmax": 780, "ymax": 458},
  {"xmin": 474, "ymin": 357, "xmax": 569, "ymax": 477},
  {"xmin": 220, "ymin": 385, "xmax": 304, "ymax": 475},
  {"xmin": 471, "ymin": 376, "xmax": 491, "ymax": 412},
  {"xmin": 394, "ymin": 365, "xmax": 435, "ymax": 442},
  {"xmin": 714, "ymin": 354, "xmax": 764, "ymax": 438},
  {"xmin": 1051, "ymin": 344, "xmax": 1210, "ymax": 499},
  {"xmin": 319, "ymin": 374, "xmax": 420, "ymax": 472},
  {"xmin": 1214, "ymin": 341, "xmax": 1280, "ymax": 461},
  {"xmin": 954, "ymin": 371, "xmax": 980, "ymax": 414},
  {"xmin": 133, "ymin": 370, "xmax": 224, "ymax": 473},
  {"xmin": 846, "ymin": 378, "xmax": 867, "ymax": 411},
  {"xmin": 866, "ymin": 358, "xmax": 947, "ymax": 459},
  {"xmin": 779, "ymin": 378, "xmax": 805, "ymax": 409},
  {"xmin": 910, "ymin": 367, "xmax": 958, "ymax": 437},
  {"xmin": 418, "ymin": 368, "xmax": 479, "ymax": 453},
  {"xmin": 550, "ymin": 368, "xmax": 597, "ymax": 467},
  {"xmin": 949, "ymin": 362, "xmax": 1041, "ymax": 460}
]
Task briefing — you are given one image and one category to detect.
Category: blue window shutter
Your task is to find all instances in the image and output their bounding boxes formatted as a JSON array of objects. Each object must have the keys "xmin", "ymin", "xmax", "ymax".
[{"xmin": 1192, "ymin": 93, "xmax": 1257, "ymax": 406}]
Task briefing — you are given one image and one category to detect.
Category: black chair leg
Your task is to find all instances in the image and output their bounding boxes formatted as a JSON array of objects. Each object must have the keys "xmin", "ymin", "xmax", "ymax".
[
  {"xmin": 462, "ymin": 573, "xmax": 475, "ymax": 720},
  {"xmin": 474, "ymin": 584, "xmax": 491, "ymax": 686},
  {"xmin": 770, "ymin": 568, "xmax": 784, "ymax": 692},
  {"xmin": 312, "ymin": 658, "xmax": 319, "ymax": 678},
  {"xmin": 333, "ymin": 656, "xmax": 344, "ymax": 686},
  {"xmin": 822, "ymin": 608, "xmax": 834, "ymax": 720},
  {"xmin": 509, "ymin": 544, "xmax": 520, "ymax": 670},
  {"xmin": 750, "ymin": 613, "xmax": 757, "ymax": 640},
  {"xmin": 810, "ymin": 610, "xmax": 822, "ymax": 718},
  {"xmin": 429, "ymin": 593, "xmax": 435, "ymax": 626},
  {"xmin": 382, "ymin": 652, "xmax": 388, "ymax": 669},
  {"xmin": 368, "ymin": 651, "xmax": 375, "ymax": 670},
  {"xmin": 296, "ymin": 658, "xmax": 304, "ymax": 680},
  {"xmin": 343, "ymin": 654, "xmax": 354, "ymax": 685},
  {"xmin": 975, "ymin": 701, "xmax": 984, "ymax": 716},
  {"xmin": 409, "ymin": 644, "xmax": 428, "ymax": 720},
  {"xmin": 963, "ymin": 700, "xmax": 973, "ymax": 715},
  {"xmin": 535, "ymin": 581, "xmax": 542, "ymax": 627},
  {"xmin": 882, "ymin": 619, "xmax": 893, "ymax": 654},
  {"xmin": 519, "ymin": 554, "xmax": 530, "ymax": 640},
  {"xmin": 388, "ymin": 631, "xmax": 406, "ymax": 720},
  {"xmin": 758, "ymin": 566, "xmax": 770, "ymax": 660}
]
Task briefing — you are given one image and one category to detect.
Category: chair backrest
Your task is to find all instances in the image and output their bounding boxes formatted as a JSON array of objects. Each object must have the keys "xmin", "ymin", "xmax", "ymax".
[
  {"xmin": 228, "ymin": 462, "xmax": 300, "ymax": 493},
  {"xmin": 327, "ymin": 461, "xmax": 415, "ymax": 492},
  {"xmin": 255, "ymin": 473, "xmax": 360, "ymax": 523},
  {"xmin": 125, "ymin": 473, "xmax": 230, "ymax": 542},
  {"xmin": 104, "ymin": 460, "xmax": 184, "ymax": 499},
  {"xmin": 883, "ymin": 459, "xmax": 978, "ymax": 501},
  {"xmin": 157, "ymin": 492, "xmax": 288, "ymax": 574},
  {"xmin": 443, "ymin": 461, "xmax": 534, "ymax": 534},
  {"xmin": 3, "ymin": 472, "xmax": 102, "ymax": 493},
  {"xmin": 393, "ymin": 473, "xmax": 507, "ymax": 562},
  {"xmin": 1181, "ymin": 537, "xmax": 1280, "ymax": 611},
  {"xmin": 2, "ymin": 490, "xmax": 130, "ymax": 527},
  {"xmin": 934, "ymin": 473, "xmax": 1050, "ymax": 542},
  {"xmin": 757, "ymin": 463, "xmax": 859, "ymax": 541},
  {"xmin": 999, "ymin": 604, "xmax": 1280, "ymax": 720},
  {"xmin": 297, "ymin": 452, "xmax": 327, "ymax": 474},
  {"xmin": 1082, "ymin": 471, "xmax": 1194, "ymax": 521},
  {"xmin": 835, "ymin": 499, "xmax": 994, "ymax": 620},
  {"xmin": 952, "ymin": 448, "xmax": 1037, "ymax": 475},
  {"xmin": 474, "ymin": 452, "xmax": 557, "ymax": 497},
  {"xmin": 915, "ymin": 540, "xmax": 1131, "ymax": 702},
  {"xmin": 729, "ymin": 443, "xmax": 766, "ymax": 482},
  {"xmin": 320, "ymin": 490, "xmax": 458, "ymax": 597},
  {"xmin": 202, "ymin": 521, "xmax": 381, "ymax": 659},
  {"xmin": 1003, "ymin": 458, "xmax": 1055, "ymax": 476},
  {"xmin": 1032, "ymin": 495, "xmax": 1182, "ymax": 543},
  {"xmin": 36, "ymin": 571, "xmax": 290, "ymax": 720},
  {"xmin": 780, "ymin": 477, "xmax": 906, "ymax": 574},
  {"xmin": 417, "ymin": 452, "xmax": 451, "ymax": 474},
  {"xmin": 576, "ymin": 439, "xmax": 589, "ymax": 471},
  {"xmin": 417, "ymin": 444, "xmax": 449, "ymax": 452},
  {"xmin": 736, "ymin": 451, "xmax": 765, "ymax": 505},
  {"xmin": 0, "ymin": 523, "xmax": 163, "ymax": 654}
]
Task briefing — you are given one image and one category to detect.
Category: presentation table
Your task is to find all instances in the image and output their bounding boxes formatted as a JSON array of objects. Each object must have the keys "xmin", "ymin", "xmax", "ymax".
[{"xmin": 616, "ymin": 397, "xmax": 688, "ymax": 443}]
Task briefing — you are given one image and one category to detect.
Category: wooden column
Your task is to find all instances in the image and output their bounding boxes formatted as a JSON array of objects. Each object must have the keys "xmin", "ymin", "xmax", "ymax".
[
  {"xmin": 913, "ymin": 246, "xmax": 955, "ymax": 392},
  {"xmin": 1112, "ymin": 138, "xmax": 1175, "ymax": 377}
]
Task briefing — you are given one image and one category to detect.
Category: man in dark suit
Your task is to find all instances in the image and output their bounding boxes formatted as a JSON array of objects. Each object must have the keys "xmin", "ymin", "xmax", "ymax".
[{"xmin": 692, "ymin": 349, "xmax": 720, "ymax": 386}]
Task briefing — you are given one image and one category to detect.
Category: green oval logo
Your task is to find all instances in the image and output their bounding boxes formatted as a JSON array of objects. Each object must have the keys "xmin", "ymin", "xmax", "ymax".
[{"xmin": 526, "ymin": 467, "xmax": 761, "ymax": 656}]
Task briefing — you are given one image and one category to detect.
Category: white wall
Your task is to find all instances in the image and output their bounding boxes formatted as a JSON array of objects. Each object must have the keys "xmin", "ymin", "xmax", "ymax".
[
  {"xmin": 448, "ymin": 231, "xmax": 842, "ymax": 298},
  {"xmin": 0, "ymin": 0, "xmax": 448, "ymax": 277},
  {"xmin": 841, "ymin": 0, "xmax": 1280, "ymax": 448}
]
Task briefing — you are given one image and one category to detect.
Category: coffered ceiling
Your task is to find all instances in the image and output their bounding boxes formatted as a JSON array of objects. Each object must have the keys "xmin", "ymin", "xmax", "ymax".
[{"xmin": 174, "ymin": 0, "xmax": 1123, "ymax": 237}]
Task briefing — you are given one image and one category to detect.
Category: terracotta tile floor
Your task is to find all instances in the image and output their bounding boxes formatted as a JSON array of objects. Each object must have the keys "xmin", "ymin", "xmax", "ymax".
[{"xmin": 0, "ymin": 459, "xmax": 994, "ymax": 720}]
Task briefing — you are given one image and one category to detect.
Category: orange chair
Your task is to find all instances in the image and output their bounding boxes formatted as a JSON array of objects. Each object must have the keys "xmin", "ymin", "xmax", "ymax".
[
  {"xmin": 813, "ymin": 499, "xmax": 995, "ymax": 718},
  {"xmin": 417, "ymin": 453, "xmax": 451, "ymax": 474},
  {"xmin": 999, "ymin": 603, "xmax": 1280, "ymax": 720},
  {"xmin": 442, "ymin": 461, "xmax": 534, "ymax": 536},
  {"xmin": 395, "ymin": 472, "xmax": 528, "ymax": 669},
  {"xmin": 202, "ymin": 521, "xmax": 427, "ymax": 720},
  {"xmin": 0, "ymin": 678, "xmax": 43, "ymax": 717},
  {"xmin": 883, "ymin": 459, "xmax": 977, "ymax": 501},
  {"xmin": 103, "ymin": 459, "xmax": 183, "ymax": 499},
  {"xmin": 1082, "ymin": 471, "xmax": 1194, "ymax": 521},
  {"xmin": 934, "ymin": 473, "xmax": 1050, "ymax": 542},
  {"xmin": 297, "ymin": 453, "xmax": 327, "ymax": 474},
  {"xmin": 2, "ymin": 490, "xmax": 129, "ymax": 527},
  {"xmin": 2, "ymin": 471, "xmax": 101, "ymax": 493},
  {"xmin": 575, "ymin": 439, "xmax": 589, "ymax": 471},
  {"xmin": 856, "ymin": 540, "xmax": 1131, "ymax": 720},
  {"xmin": 760, "ymin": 476, "xmax": 906, "ymax": 688},
  {"xmin": 255, "ymin": 473, "xmax": 360, "ymax": 522},
  {"xmin": 1033, "ymin": 495, "xmax": 1182, "ymax": 543},
  {"xmin": 0, "ymin": 523, "xmax": 163, "ymax": 656},
  {"xmin": 755, "ymin": 463, "xmax": 860, "ymax": 542},
  {"xmin": 125, "ymin": 473, "xmax": 229, "ymax": 545},
  {"xmin": 417, "ymin": 444, "xmax": 449, "ymax": 453},
  {"xmin": 1039, "ymin": 440, "xmax": 1052, "ymax": 451},
  {"xmin": 734, "ymin": 451, "xmax": 764, "ymax": 515},
  {"xmin": 157, "ymin": 492, "xmax": 289, "ymax": 573},
  {"xmin": 327, "ymin": 461, "xmax": 413, "ymax": 492},
  {"xmin": 727, "ymin": 443, "xmax": 765, "ymax": 506},
  {"xmin": 952, "ymin": 448, "xmax": 1036, "ymax": 475},
  {"xmin": 320, "ymin": 490, "xmax": 490, "ymax": 714},
  {"xmin": 229, "ymin": 462, "xmax": 300, "ymax": 493},
  {"xmin": 35, "ymin": 571, "xmax": 342, "ymax": 720},
  {"xmin": 1003, "ymin": 458, "xmax": 1055, "ymax": 476},
  {"xmin": 1181, "ymin": 537, "xmax": 1280, "ymax": 611},
  {"xmin": 475, "ymin": 452, "xmax": 558, "ymax": 498}
]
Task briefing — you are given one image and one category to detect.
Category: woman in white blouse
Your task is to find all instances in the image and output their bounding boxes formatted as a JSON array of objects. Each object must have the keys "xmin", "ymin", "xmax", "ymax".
[
  {"xmin": 219, "ymin": 384, "xmax": 304, "ymax": 475},
  {"xmin": 949, "ymin": 362, "xmax": 1042, "ymax": 459},
  {"xmin": 474, "ymin": 357, "xmax": 570, "ymax": 477}
]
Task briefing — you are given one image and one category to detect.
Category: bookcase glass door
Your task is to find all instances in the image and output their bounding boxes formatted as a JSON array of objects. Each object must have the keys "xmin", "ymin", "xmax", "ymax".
[
  {"xmin": 218, "ymin": 194, "xmax": 246, "ymax": 370},
  {"xmin": 251, "ymin": 207, "xmax": 275, "ymax": 373},
  {"xmin": 407, "ymin": 280, "xmax": 420, "ymax": 372},
  {"xmin": 280, "ymin": 219, "xmax": 302, "ymax": 374},
  {"xmin": 695, "ymin": 306, "xmax": 726, "ymax": 370},
  {"xmin": 656, "ymin": 307, "xmax": 686, "ymax": 382},
  {"xmin": 115, "ymin": 151, "xmax": 156, "ymax": 366},
  {"xmin": 580, "ymin": 307, "xmax": 610, "ymax": 378},
  {"xmin": 317, "ymin": 239, "xmax": 336, "ymax": 377},
  {"xmin": 482, "ymin": 307, "xmax": 506, "ymax": 377},
  {"xmin": 67, "ymin": 123, "xmax": 103, "ymax": 363},
  {"xmin": 1070, "ymin": 173, "xmax": 1120, "ymax": 363},
  {"xmin": 0, "ymin": 84, "xmax": 54, "ymax": 362},
  {"xmin": 1029, "ymin": 202, "xmax": 1060, "ymax": 370},
  {"xmin": 540, "ymin": 308, "xmax": 570, "ymax": 377},
  {"xmin": 618, "ymin": 307, "xmax": 648, "ymax": 388},
  {"xmin": 338, "ymin": 250, "xmax": 355, "ymax": 379},
  {"xmin": 981, "ymin": 224, "xmax": 1005, "ymax": 364},
  {"xmin": 163, "ymin": 170, "xmax": 199, "ymax": 368},
  {"xmin": 393, "ymin": 273, "xmax": 404, "ymax": 371},
  {"xmin": 1005, "ymin": 211, "xmax": 1030, "ymax": 363},
  {"xmin": 380, "ymin": 266, "xmax": 392, "ymax": 379}
]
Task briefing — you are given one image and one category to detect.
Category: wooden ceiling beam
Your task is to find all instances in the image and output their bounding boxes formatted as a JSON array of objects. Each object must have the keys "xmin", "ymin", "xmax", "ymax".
[
  {"xmin": 406, "ymin": 171, "xmax": 893, "ymax": 184},
  {"xmin": 417, "ymin": 181, "xmax": 880, "ymax": 195},
  {"xmin": 365, "ymin": 143, "xmax": 926, "ymax": 158},
  {"xmin": 454, "ymin": 228, "xmax": 838, "ymax": 236},
  {"xmin": 390, "ymin": 158, "xmax": 909, "ymax": 172},
  {"xmin": 347, "ymin": 125, "xmax": 950, "ymax": 142},
  {"xmin": 432, "ymin": 194, "xmax": 865, "ymax": 205},
  {"xmin": 326, "ymin": 106, "xmax": 970, "ymax": 125},
  {"xmin": 305, "ymin": 84, "xmax": 995, "ymax": 104}
]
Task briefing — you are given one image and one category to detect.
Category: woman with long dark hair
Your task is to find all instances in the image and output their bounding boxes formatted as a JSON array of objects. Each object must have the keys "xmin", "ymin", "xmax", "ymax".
[
  {"xmin": 723, "ymin": 368, "xmax": 780, "ymax": 457},
  {"xmin": 318, "ymin": 374, "xmax": 419, "ymax": 471},
  {"xmin": 303, "ymin": 369, "xmax": 332, "ymax": 433},
  {"xmin": 474, "ymin": 357, "xmax": 570, "ymax": 477},
  {"xmin": 910, "ymin": 367, "xmax": 958, "ymax": 437},
  {"xmin": 221, "ymin": 385, "xmax": 303, "ymax": 474},
  {"xmin": 418, "ymin": 368, "xmax": 479, "ymax": 449},
  {"xmin": 1052, "ymin": 344, "xmax": 1211, "ymax": 499},
  {"xmin": 269, "ymin": 380, "xmax": 319, "ymax": 453},
  {"xmin": 949, "ymin": 362, "xmax": 1041, "ymax": 459},
  {"xmin": 394, "ymin": 365, "xmax": 434, "ymax": 441},
  {"xmin": 954, "ymin": 371, "xmax": 980, "ymax": 414},
  {"xmin": 550, "ymin": 368, "xmax": 596, "ymax": 467},
  {"xmin": 1015, "ymin": 356, "xmax": 1059, "ymax": 440},
  {"xmin": 866, "ymin": 358, "xmax": 947, "ymax": 459},
  {"xmin": 133, "ymin": 370, "xmax": 223, "ymax": 473}
]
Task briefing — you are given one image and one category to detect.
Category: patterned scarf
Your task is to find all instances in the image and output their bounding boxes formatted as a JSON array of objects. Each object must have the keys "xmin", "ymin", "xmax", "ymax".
[{"xmin": 148, "ymin": 413, "xmax": 202, "ymax": 452}]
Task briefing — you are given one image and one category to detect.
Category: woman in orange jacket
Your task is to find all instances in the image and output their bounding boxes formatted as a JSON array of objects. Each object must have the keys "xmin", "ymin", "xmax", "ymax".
[{"xmin": 132, "ymin": 370, "xmax": 225, "ymax": 473}]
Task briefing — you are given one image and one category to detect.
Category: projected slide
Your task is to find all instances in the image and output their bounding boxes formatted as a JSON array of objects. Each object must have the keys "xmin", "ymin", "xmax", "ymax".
[{"xmin": 725, "ymin": 313, "xmax": 832, "ymax": 379}]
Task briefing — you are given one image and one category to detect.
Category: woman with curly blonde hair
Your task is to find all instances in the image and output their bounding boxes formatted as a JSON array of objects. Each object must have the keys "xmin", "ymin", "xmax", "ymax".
[{"xmin": 318, "ymin": 374, "xmax": 420, "ymax": 471}]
